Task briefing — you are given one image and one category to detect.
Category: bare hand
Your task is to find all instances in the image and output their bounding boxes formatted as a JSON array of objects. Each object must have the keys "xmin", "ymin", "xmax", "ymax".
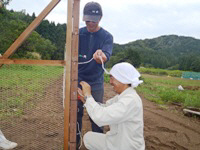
[
  {"xmin": 93, "ymin": 49, "xmax": 107, "ymax": 64},
  {"xmin": 77, "ymin": 88, "xmax": 85, "ymax": 103},
  {"xmin": 80, "ymin": 81, "xmax": 92, "ymax": 97}
]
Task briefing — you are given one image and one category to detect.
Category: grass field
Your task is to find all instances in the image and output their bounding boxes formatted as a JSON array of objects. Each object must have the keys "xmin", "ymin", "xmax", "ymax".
[
  {"xmin": 0, "ymin": 65, "xmax": 64, "ymax": 118},
  {"xmin": 1, "ymin": 65, "xmax": 199, "ymax": 119},
  {"xmin": 104, "ymin": 68, "xmax": 200, "ymax": 108},
  {"xmin": 138, "ymin": 67, "xmax": 183, "ymax": 77}
]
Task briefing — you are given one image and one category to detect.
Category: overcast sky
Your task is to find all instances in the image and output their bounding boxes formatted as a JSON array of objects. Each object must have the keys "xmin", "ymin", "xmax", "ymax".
[{"xmin": 7, "ymin": 0, "xmax": 200, "ymax": 44}]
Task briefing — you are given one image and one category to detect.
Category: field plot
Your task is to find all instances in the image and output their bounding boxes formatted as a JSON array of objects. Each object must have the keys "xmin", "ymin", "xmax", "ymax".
[{"xmin": 137, "ymin": 74, "xmax": 200, "ymax": 108}]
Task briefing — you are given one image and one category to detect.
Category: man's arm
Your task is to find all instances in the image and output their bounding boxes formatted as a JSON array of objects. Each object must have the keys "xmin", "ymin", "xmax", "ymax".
[{"xmin": 93, "ymin": 32, "xmax": 113, "ymax": 64}]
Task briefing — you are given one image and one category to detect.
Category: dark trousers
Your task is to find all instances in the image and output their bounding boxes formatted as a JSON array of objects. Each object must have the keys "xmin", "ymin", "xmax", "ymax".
[{"xmin": 76, "ymin": 88, "xmax": 104, "ymax": 145}]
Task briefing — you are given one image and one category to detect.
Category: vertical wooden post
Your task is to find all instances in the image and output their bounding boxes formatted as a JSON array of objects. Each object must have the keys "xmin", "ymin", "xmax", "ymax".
[
  {"xmin": 69, "ymin": 0, "xmax": 80, "ymax": 149},
  {"xmin": 64, "ymin": 0, "xmax": 80, "ymax": 149},
  {"xmin": 64, "ymin": 0, "xmax": 73, "ymax": 149}
]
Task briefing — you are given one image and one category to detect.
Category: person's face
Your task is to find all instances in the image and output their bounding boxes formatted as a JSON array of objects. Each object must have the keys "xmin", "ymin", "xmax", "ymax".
[
  {"xmin": 110, "ymin": 75, "xmax": 125, "ymax": 94},
  {"xmin": 85, "ymin": 20, "xmax": 100, "ymax": 32}
]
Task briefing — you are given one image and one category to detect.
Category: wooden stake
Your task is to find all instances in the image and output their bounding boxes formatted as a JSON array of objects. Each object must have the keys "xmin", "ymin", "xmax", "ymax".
[
  {"xmin": 64, "ymin": 0, "xmax": 80, "ymax": 149},
  {"xmin": 69, "ymin": 0, "xmax": 80, "ymax": 148},
  {"xmin": 64, "ymin": 0, "xmax": 73, "ymax": 149}
]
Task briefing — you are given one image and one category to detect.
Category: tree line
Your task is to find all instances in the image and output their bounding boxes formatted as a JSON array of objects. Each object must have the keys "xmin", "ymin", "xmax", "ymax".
[
  {"xmin": 1, "ymin": 3, "xmax": 200, "ymax": 72},
  {"xmin": 0, "ymin": 6, "xmax": 66, "ymax": 60},
  {"xmin": 107, "ymin": 35, "xmax": 200, "ymax": 72}
]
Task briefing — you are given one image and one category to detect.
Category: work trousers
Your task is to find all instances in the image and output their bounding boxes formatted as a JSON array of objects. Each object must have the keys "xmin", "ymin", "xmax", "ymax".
[
  {"xmin": 76, "ymin": 88, "xmax": 104, "ymax": 145},
  {"xmin": 83, "ymin": 131, "xmax": 106, "ymax": 150}
]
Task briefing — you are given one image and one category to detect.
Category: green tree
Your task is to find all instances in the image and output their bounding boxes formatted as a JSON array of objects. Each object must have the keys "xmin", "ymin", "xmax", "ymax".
[
  {"xmin": 107, "ymin": 48, "xmax": 141, "ymax": 68},
  {"xmin": 190, "ymin": 57, "xmax": 200, "ymax": 72},
  {"xmin": 125, "ymin": 48, "xmax": 141, "ymax": 68},
  {"xmin": 0, "ymin": 8, "xmax": 57, "ymax": 59}
]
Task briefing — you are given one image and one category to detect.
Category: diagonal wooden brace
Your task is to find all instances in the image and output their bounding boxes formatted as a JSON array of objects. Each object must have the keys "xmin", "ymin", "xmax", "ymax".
[{"xmin": 1, "ymin": 0, "xmax": 61, "ymax": 60}]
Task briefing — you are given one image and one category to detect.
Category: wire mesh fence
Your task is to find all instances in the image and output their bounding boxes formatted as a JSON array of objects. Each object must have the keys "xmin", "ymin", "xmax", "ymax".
[{"xmin": 0, "ymin": 64, "xmax": 64, "ymax": 150}]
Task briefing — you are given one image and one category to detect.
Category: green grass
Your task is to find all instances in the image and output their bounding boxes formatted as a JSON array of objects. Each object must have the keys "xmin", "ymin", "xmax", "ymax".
[
  {"xmin": 104, "ymin": 67, "xmax": 200, "ymax": 108},
  {"xmin": 137, "ymin": 74, "xmax": 200, "ymax": 108},
  {"xmin": 104, "ymin": 73, "xmax": 110, "ymax": 83},
  {"xmin": 138, "ymin": 67, "xmax": 183, "ymax": 77},
  {"xmin": 0, "ymin": 65, "xmax": 64, "ymax": 118}
]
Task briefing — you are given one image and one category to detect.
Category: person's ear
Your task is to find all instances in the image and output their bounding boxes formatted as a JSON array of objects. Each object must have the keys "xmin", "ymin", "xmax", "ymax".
[{"xmin": 98, "ymin": 16, "xmax": 102, "ymax": 22}]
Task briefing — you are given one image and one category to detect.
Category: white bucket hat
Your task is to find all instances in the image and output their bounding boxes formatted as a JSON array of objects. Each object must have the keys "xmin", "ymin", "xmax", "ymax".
[{"xmin": 110, "ymin": 62, "xmax": 143, "ymax": 88}]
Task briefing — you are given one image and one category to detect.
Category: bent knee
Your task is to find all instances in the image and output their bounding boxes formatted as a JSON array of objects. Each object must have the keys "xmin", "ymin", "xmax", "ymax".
[
  {"xmin": 83, "ymin": 131, "xmax": 92, "ymax": 148},
  {"xmin": 83, "ymin": 131, "xmax": 93, "ymax": 144}
]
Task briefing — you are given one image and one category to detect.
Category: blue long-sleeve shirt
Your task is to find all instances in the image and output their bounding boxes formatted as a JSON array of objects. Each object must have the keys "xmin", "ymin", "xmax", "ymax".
[{"xmin": 78, "ymin": 27, "xmax": 113, "ymax": 91}]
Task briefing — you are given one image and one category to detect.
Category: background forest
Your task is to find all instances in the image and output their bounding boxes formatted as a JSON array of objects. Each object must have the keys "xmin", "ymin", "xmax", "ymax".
[{"xmin": 1, "ymin": 3, "xmax": 200, "ymax": 71}]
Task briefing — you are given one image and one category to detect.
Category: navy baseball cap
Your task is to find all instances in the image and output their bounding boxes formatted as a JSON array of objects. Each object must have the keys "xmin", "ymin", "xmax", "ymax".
[{"xmin": 83, "ymin": 2, "xmax": 102, "ymax": 22}]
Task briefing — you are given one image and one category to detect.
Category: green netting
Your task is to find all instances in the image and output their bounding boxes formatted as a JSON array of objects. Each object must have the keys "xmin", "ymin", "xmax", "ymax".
[{"xmin": 182, "ymin": 72, "xmax": 200, "ymax": 80}]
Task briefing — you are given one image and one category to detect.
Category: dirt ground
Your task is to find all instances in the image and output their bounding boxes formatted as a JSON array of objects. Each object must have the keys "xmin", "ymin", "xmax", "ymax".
[{"xmin": 1, "ymin": 82, "xmax": 200, "ymax": 150}]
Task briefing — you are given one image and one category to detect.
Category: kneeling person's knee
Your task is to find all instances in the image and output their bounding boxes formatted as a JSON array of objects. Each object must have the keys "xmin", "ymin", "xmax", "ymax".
[{"xmin": 83, "ymin": 131, "xmax": 93, "ymax": 148}]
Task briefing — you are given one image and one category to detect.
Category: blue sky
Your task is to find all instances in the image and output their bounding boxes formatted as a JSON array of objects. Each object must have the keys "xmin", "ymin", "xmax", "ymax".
[{"xmin": 7, "ymin": 0, "xmax": 200, "ymax": 44}]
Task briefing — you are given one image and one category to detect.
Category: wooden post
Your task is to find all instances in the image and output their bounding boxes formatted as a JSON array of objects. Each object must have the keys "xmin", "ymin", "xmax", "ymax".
[
  {"xmin": 69, "ymin": 0, "xmax": 80, "ymax": 149},
  {"xmin": 64, "ymin": 0, "xmax": 73, "ymax": 149},
  {"xmin": 64, "ymin": 0, "xmax": 80, "ymax": 149}
]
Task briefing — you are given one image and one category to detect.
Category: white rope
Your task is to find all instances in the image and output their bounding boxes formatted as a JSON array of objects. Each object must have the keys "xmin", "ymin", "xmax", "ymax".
[
  {"xmin": 77, "ymin": 122, "xmax": 83, "ymax": 149},
  {"xmin": 78, "ymin": 56, "xmax": 110, "ymax": 74},
  {"xmin": 99, "ymin": 56, "xmax": 110, "ymax": 74},
  {"xmin": 78, "ymin": 57, "xmax": 94, "ymax": 64}
]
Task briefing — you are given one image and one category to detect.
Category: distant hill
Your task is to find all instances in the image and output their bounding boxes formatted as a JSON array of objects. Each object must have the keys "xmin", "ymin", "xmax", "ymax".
[{"xmin": 108, "ymin": 35, "xmax": 200, "ymax": 72}]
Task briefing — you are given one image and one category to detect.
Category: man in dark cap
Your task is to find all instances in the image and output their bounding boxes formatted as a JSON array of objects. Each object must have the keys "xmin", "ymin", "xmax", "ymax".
[{"xmin": 77, "ymin": 1, "xmax": 113, "ymax": 147}]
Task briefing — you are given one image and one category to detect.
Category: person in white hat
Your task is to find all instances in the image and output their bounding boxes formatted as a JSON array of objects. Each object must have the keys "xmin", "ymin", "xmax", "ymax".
[
  {"xmin": 0, "ymin": 130, "xmax": 17, "ymax": 149},
  {"xmin": 78, "ymin": 62, "xmax": 145, "ymax": 150}
]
